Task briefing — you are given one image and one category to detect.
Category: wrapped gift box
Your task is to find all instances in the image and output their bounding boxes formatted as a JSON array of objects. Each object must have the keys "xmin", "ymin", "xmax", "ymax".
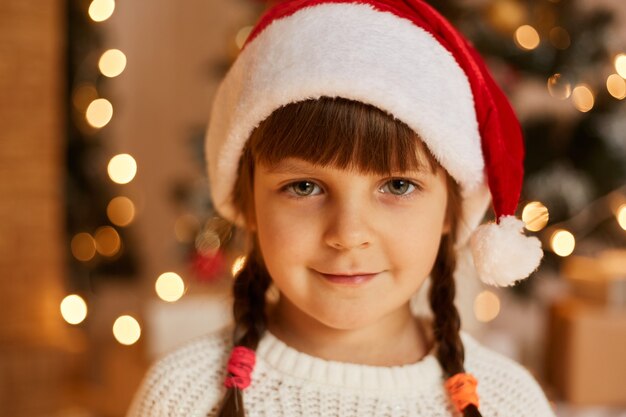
[
  {"xmin": 545, "ymin": 295, "xmax": 626, "ymax": 406},
  {"xmin": 561, "ymin": 249, "xmax": 626, "ymax": 307}
]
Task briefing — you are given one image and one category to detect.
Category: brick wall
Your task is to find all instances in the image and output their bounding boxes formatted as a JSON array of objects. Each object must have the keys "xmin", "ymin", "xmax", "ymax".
[{"xmin": 0, "ymin": 1, "xmax": 77, "ymax": 416}]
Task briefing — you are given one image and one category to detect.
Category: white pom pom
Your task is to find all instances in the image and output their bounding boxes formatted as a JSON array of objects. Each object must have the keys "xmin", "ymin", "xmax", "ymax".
[{"xmin": 470, "ymin": 215, "xmax": 544, "ymax": 287}]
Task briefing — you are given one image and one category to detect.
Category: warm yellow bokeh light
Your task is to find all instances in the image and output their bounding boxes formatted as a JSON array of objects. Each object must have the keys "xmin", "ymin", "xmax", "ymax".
[
  {"xmin": 99, "ymin": 49, "xmax": 127, "ymax": 77},
  {"xmin": 550, "ymin": 229, "xmax": 576, "ymax": 257},
  {"xmin": 107, "ymin": 154, "xmax": 137, "ymax": 184},
  {"xmin": 195, "ymin": 229, "xmax": 221, "ymax": 256},
  {"xmin": 487, "ymin": 0, "xmax": 525, "ymax": 33},
  {"xmin": 60, "ymin": 294, "xmax": 88, "ymax": 325},
  {"xmin": 514, "ymin": 25, "xmax": 540, "ymax": 50},
  {"xmin": 85, "ymin": 98, "xmax": 113, "ymax": 128},
  {"xmin": 547, "ymin": 74, "xmax": 571, "ymax": 100},
  {"xmin": 107, "ymin": 196, "xmax": 135, "ymax": 227},
  {"xmin": 615, "ymin": 53, "xmax": 626, "ymax": 79},
  {"xmin": 89, "ymin": 0, "xmax": 115, "ymax": 22},
  {"xmin": 231, "ymin": 255, "xmax": 247, "ymax": 277},
  {"xmin": 235, "ymin": 26, "xmax": 253, "ymax": 49},
  {"xmin": 94, "ymin": 226, "xmax": 121, "ymax": 257},
  {"xmin": 606, "ymin": 74, "xmax": 626, "ymax": 100},
  {"xmin": 72, "ymin": 84, "xmax": 98, "ymax": 111},
  {"xmin": 522, "ymin": 201, "xmax": 549, "ymax": 232},
  {"xmin": 617, "ymin": 204, "xmax": 626, "ymax": 230},
  {"xmin": 571, "ymin": 84, "xmax": 594, "ymax": 113},
  {"xmin": 71, "ymin": 232, "xmax": 97, "ymax": 262},
  {"xmin": 155, "ymin": 272, "xmax": 186, "ymax": 302},
  {"xmin": 474, "ymin": 290, "xmax": 501, "ymax": 323},
  {"xmin": 113, "ymin": 315, "xmax": 141, "ymax": 345}
]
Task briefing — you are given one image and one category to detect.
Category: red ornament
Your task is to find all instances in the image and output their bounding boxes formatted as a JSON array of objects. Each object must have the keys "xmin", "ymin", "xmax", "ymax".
[{"xmin": 190, "ymin": 249, "xmax": 226, "ymax": 283}]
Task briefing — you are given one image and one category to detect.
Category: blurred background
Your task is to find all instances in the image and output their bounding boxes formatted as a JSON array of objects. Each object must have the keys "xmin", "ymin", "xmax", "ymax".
[{"xmin": 1, "ymin": 0, "xmax": 625, "ymax": 416}]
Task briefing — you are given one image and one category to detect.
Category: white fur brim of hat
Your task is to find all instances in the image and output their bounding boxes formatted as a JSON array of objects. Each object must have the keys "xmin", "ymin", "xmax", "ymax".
[{"xmin": 206, "ymin": 3, "xmax": 491, "ymax": 247}]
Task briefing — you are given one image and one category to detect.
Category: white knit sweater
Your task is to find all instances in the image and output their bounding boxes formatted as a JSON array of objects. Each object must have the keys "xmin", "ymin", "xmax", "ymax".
[{"xmin": 126, "ymin": 322, "xmax": 557, "ymax": 417}]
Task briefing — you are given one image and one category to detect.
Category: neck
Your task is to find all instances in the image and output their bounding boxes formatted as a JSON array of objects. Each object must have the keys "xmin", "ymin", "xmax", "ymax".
[{"xmin": 266, "ymin": 296, "xmax": 432, "ymax": 366}]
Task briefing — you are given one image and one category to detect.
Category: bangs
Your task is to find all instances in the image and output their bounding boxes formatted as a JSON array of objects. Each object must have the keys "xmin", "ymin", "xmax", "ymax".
[{"xmin": 247, "ymin": 97, "xmax": 439, "ymax": 176}]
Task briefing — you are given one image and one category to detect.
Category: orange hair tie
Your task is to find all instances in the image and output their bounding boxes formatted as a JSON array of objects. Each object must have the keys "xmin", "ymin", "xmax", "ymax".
[{"xmin": 444, "ymin": 372, "xmax": 480, "ymax": 413}]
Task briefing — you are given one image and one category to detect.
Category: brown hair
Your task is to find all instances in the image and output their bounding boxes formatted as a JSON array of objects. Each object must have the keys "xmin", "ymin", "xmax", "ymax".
[{"xmin": 217, "ymin": 96, "xmax": 482, "ymax": 417}]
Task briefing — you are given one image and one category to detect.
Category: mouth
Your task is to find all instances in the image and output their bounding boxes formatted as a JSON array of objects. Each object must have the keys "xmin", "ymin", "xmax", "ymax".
[{"xmin": 317, "ymin": 271, "xmax": 380, "ymax": 285}]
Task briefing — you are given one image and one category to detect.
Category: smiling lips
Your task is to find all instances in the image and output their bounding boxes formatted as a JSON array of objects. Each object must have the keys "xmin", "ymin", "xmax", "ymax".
[{"xmin": 318, "ymin": 271, "xmax": 379, "ymax": 285}]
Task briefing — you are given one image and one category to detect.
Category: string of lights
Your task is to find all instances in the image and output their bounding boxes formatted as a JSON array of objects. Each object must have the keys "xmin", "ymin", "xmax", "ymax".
[
  {"xmin": 63, "ymin": 0, "xmax": 144, "ymax": 346},
  {"xmin": 61, "ymin": 0, "xmax": 626, "ymax": 344}
]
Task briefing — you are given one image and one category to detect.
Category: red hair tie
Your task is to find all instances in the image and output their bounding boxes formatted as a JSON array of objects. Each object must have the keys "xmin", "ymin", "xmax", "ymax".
[
  {"xmin": 224, "ymin": 346, "xmax": 256, "ymax": 390},
  {"xmin": 444, "ymin": 372, "xmax": 480, "ymax": 413}
]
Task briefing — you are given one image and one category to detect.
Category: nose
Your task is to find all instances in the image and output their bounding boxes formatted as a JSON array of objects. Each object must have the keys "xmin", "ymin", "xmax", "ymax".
[{"xmin": 323, "ymin": 198, "xmax": 373, "ymax": 250}]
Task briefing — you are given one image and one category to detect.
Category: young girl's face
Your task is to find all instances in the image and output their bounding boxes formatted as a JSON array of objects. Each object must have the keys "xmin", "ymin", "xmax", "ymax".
[{"xmin": 251, "ymin": 156, "xmax": 450, "ymax": 331}]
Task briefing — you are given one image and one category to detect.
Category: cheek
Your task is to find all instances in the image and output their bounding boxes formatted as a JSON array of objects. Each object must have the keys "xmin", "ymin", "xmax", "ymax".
[
  {"xmin": 254, "ymin": 194, "xmax": 318, "ymax": 271},
  {"xmin": 385, "ymin": 203, "xmax": 447, "ymax": 273}
]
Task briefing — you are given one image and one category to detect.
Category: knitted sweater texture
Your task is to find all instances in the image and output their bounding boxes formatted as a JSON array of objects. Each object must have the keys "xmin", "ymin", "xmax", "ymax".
[{"xmin": 126, "ymin": 323, "xmax": 557, "ymax": 417}]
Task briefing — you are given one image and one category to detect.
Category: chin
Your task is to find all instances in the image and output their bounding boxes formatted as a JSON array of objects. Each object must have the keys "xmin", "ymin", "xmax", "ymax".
[{"xmin": 315, "ymin": 310, "xmax": 376, "ymax": 331}]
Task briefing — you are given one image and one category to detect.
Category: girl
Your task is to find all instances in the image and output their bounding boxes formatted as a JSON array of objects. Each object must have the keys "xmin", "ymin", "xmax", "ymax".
[{"xmin": 127, "ymin": 0, "xmax": 555, "ymax": 416}]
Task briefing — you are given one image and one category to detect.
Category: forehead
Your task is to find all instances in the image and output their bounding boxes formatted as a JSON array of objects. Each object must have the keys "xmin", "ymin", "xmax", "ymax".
[{"xmin": 260, "ymin": 157, "xmax": 431, "ymax": 177}]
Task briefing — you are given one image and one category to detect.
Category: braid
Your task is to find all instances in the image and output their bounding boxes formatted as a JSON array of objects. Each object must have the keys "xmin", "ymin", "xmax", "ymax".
[
  {"xmin": 233, "ymin": 249, "xmax": 271, "ymax": 349},
  {"xmin": 217, "ymin": 248, "xmax": 271, "ymax": 417},
  {"xmin": 430, "ymin": 233, "xmax": 464, "ymax": 375},
  {"xmin": 429, "ymin": 233, "xmax": 483, "ymax": 417}
]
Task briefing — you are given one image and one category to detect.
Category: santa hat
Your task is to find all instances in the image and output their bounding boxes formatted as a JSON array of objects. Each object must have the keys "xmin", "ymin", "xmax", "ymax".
[{"xmin": 205, "ymin": 0, "xmax": 543, "ymax": 287}]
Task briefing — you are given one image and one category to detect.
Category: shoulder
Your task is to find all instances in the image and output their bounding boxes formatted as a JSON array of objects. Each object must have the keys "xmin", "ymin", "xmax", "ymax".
[
  {"xmin": 460, "ymin": 331, "xmax": 557, "ymax": 417},
  {"xmin": 125, "ymin": 325, "xmax": 234, "ymax": 417}
]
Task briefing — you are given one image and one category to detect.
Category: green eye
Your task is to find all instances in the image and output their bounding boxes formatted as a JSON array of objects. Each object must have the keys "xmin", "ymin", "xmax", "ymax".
[
  {"xmin": 382, "ymin": 179, "xmax": 419, "ymax": 196},
  {"xmin": 287, "ymin": 181, "xmax": 319, "ymax": 197}
]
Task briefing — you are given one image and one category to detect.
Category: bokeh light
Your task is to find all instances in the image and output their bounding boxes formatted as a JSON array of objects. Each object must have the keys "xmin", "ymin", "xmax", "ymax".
[
  {"xmin": 107, "ymin": 153, "xmax": 137, "ymax": 184},
  {"xmin": 71, "ymin": 232, "xmax": 97, "ymax": 262},
  {"xmin": 615, "ymin": 53, "xmax": 626, "ymax": 78},
  {"xmin": 547, "ymin": 74, "xmax": 571, "ymax": 100},
  {"xmin": 514, "ymin": 25, "xmax": 540, "ymax": 50},
  {"xmin": 107, "ymin": 196, "xmax": 136, "ymax": 227},
  {"xmin": 606, "ymin": 74, "xmax": 626, "ymax": 100},
  {"xmin": 550, "ymin": 229, "xmax": 576, "ymax": 257},
  {"xmin": 60, "ymin": 295, "xmax": 88, "ymax": 325},
  {"xmin": 155, "ymin": 272, "xmax": 185, "ymax": 302},
  {"xmin": 487, "ymin": 0, "xmax": 525, "ymax": 33},
  {"xmin": 88, "ymin": 0, "xmax": 115, "ymax": 22},
  {"xmin": 617, "ymin": 204, "xmax": 626, "ymax": 230},
  {"xmin": 571, "ymin": 84, "xmax": 594, "ymax": 112},
  {"xmin": 85, "ymin": 98, "xmax": 113, "ymax": 128},
  {"xmin": 94, "ymin": 226, "xmax": 121, "ymax": 257},
  {"xmin": 195, "ymin": 228, "xmax": 221, "ymax": 256},
  {"xmin": 112, "ymin": 315, "xmax": 141, "ymax": 345},
  {"xmin": 474, "ymin": 290, "xmax": 501, "ymax": 323},
  {"xmin": 231, "ymin": 255, "xmax": 247, "ymax": 277},
  {"xmin": 522, "ymin": 201, "xmax": 549, "ymax": 232},
  {"xmin": 99, "ymin": 49, "xmax": 127, "ymax": 77}
]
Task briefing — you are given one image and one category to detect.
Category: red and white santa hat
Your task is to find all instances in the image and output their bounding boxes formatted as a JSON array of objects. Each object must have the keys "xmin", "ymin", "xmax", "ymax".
[{"xmin": 205, "ymin": 0, "xmax": 543, "ymax": 287}]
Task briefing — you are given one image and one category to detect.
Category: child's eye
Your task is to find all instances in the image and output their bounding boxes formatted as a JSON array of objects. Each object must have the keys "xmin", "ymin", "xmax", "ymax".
[
  {"xmin": 282, "ymin": 181, "xmax": 322, "ymax": 197},
  {"xmin": 380, "ymin": 179, "xmax": 421, "ymax": 197}
]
